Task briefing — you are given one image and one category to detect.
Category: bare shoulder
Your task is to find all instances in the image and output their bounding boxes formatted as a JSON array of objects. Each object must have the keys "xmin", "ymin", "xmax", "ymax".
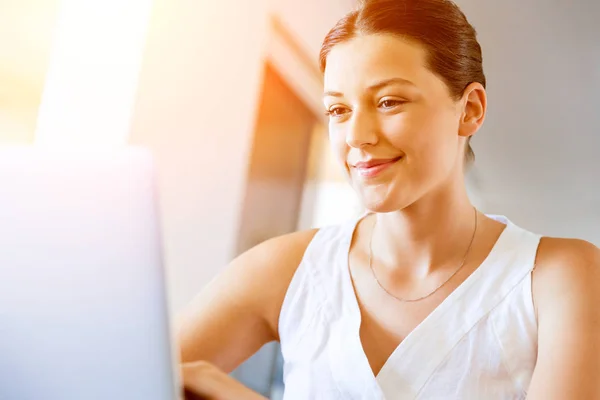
[
  {"xmin": 235, "ymin": 228, "xmax": 320, "ymax": 274},
  {"xmin": 535, "ymin": 236, "xmax": 599, "ymax": 264},
  {"xmin": 533, "ymin": 237, "xmax": 599, "ymax": 285},
  {"xmin": 527, "ymin": 239, "xmax": 600, "ymax": 398},
  {"xmin": 229, "ymin": 228, "xmax": 320, "ymax": 299},
  {"xmin": 216, "ymin": 228, "xmax": 320, "ymax": 335},
  {"xmin": 177, "ymin": 228, "xmax": 319, "ymax": 369},
  {"xmin": 532, "ymin": 236, "xmax": 600, "ymax": 316}
]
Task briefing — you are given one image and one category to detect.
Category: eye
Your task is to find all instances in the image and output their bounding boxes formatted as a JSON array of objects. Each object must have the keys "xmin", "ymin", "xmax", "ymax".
[
  {"xmin": 378, "ymin": 99, "xmax": 406, "ymax": 109},
  {"xmin": 325, "ymin": 106, "xmax": 350, "ymax": 118}
]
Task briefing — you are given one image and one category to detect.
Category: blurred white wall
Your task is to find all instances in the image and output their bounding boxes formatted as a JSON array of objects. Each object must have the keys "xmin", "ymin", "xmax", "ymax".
[
  {"xmin": 272, "ymin": 0, "xmax": 353, "ymax": 60},
  {"xmin": 129, "ymin": 0, "xmax": 269, "ymax": 312},
  {"xmin": 454, "ymin": 0, "xmax": 600, "ymax": 245},
  {"xmin": 129, "ymin": 0, "xmax": 352, "ymax": 312}
]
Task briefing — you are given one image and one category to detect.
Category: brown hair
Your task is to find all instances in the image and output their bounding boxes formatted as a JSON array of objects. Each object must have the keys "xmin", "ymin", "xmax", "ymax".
[{"xmin": 319, "ymin": 0, "xmax": 485, "ymax": 165}]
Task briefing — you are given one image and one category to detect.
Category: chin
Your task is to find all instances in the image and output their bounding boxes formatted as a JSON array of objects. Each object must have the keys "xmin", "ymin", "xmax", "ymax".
[
  {"xmin": 360, "ymin": 194, "xmax": 412, "ymax": 214},
  {"xmin": 356, "ymin": 178, "xmax": 423, "ymax": 213}
]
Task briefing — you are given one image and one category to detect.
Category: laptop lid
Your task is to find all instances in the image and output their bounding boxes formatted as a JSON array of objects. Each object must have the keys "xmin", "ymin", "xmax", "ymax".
[{"xmin": 0, "ymin": 147, "xmax": 179, "ymax": 399}]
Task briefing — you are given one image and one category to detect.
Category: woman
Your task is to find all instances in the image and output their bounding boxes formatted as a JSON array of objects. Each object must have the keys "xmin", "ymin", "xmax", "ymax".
[{"xmin": 178, "ymin": 0, "xmax": 600, "ymax": 398}]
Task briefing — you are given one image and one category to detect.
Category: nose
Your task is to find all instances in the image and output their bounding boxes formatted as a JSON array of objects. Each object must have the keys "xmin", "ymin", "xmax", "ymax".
[{"xmin": 345, "ymin": 108, "xmax": 378, "ymax": 148}]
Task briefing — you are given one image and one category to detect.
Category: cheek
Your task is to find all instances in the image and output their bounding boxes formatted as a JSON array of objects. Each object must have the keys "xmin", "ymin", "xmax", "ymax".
[
  {"xmin": 382, "ymin": 109, "xmax": 456, "ymax": 159},
  {"xmin": 379, "ymin": 112, "xmax": 426, "ymax": 151}
]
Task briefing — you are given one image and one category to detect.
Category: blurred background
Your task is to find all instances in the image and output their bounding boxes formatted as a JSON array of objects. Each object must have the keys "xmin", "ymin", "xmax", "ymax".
[{"xmin": 2, "ymin": 0, "xmax": 598, "ymax": 398}]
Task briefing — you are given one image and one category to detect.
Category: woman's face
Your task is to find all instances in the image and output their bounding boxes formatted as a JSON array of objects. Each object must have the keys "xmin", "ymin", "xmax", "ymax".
[{"xmin": 323, "ymin": 33, "xmax": 475, "ymax": 212}]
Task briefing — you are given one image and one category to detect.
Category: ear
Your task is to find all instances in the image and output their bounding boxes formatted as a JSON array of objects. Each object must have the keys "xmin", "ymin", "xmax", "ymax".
[{"xmin": 458, "ymin": 82, "xmax": 487, "ymax": 138}]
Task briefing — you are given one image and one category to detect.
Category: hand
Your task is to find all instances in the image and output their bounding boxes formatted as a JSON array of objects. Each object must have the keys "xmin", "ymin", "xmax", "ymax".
[{"xmin": 181, "ymin": 360, "xmax": 268, "ymax": 400}]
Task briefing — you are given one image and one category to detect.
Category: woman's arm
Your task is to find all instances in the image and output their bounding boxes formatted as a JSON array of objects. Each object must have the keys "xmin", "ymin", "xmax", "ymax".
[
  {"xmin": 182, "ymin": 361, "xmax": 267, "ymax": 400},
  {"xmin": 527, "ymin": 238, "xmax": 600, "ymax": 399},
  {"xmin": 176, "ymin": 229, "xmax": 318, "ymax": 385}
]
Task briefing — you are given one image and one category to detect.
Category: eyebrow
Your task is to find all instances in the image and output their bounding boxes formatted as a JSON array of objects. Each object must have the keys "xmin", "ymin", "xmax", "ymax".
[{"xmin": 323, "ymin": 77, "xmax": 416, "ymax": 98}]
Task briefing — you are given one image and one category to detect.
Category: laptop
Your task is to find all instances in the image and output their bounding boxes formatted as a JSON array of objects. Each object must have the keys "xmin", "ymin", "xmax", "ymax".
[{"xmin": 0, "ymin": 147, "xmax": 181, "ymax": 399}]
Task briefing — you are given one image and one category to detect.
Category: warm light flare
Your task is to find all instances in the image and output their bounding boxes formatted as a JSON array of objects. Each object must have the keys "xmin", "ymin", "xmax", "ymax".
[{"xmin": 35, "ymin": 0, "xmax": 154, "ymax": 147}]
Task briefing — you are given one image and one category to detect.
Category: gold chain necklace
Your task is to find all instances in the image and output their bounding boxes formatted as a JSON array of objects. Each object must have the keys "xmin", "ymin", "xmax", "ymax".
[{"xmin": 368, "ymin": 207, "xmax": 478, "ymax": 303}]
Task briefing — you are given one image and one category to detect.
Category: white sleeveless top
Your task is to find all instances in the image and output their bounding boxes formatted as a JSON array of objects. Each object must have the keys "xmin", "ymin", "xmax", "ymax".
[{"xmin": 278, "ymin": 215, "xmax": 541, "ymax": 400}]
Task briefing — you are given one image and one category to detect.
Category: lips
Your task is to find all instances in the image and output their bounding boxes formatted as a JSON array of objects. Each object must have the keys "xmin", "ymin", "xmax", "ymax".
[
  {"xmin": 352, "ymin": 156, "xmax": 402, "ymax": 178},
  {"xmin": 353, "ymin": 157, "xmax": 402, "ymax": 169}
]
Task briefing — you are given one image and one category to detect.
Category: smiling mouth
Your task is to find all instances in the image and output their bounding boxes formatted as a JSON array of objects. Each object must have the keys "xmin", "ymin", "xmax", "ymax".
[{"xmin": 353, "ymin": 156, "xmax": 403, "ymax": 178}]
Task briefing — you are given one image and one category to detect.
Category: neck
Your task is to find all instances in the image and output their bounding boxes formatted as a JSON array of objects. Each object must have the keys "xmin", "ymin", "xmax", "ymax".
[{"xmin": 371, "ymin": 178, "xmax": 477, "ymax": 278}]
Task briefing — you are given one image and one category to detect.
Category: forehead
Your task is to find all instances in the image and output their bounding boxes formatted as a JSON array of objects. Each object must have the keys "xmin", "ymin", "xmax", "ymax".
[{"xmin": 323, "ymin": 33, "xmax": 441, "ymax": 93}]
